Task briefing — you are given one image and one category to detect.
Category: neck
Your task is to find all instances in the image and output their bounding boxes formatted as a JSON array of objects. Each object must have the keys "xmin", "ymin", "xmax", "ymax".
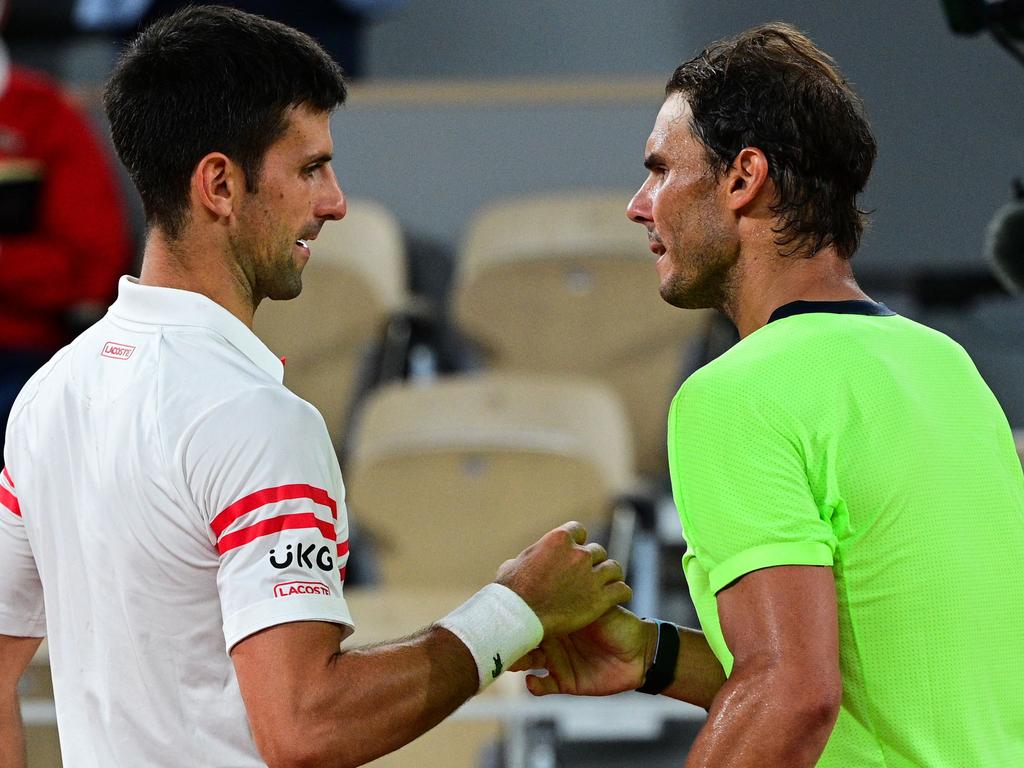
[
  {"xmin": 138, "ymin": 229, "xmax": 258, "ymax": 329},
  {"xmin": 724, "ymin": 242, "xmax": 869, "ymax": 339}
]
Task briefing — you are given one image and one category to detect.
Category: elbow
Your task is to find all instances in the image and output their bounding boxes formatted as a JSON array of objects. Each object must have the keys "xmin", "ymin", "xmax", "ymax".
[
  {"xmin": 255, "ymin": 722, "xmax": 363, "ymax": 768},
  {"xmin": 252, "ymin": 721, "xmax": 329, "ymax": 768},
  {"xmin": 786, "ymin": 672, "xmax": 842, "ymax": 737},
  {"xmin": 260, "ymin": 742, "xmax": 342, "ymax": 768}
]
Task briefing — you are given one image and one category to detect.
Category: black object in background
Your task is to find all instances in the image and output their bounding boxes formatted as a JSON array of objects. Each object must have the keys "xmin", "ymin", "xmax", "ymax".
[
  {"xmin": 141, "ymin": 0, "xmax": 369, "ymax": 77},
  {"xmin": 0, "ymin": 161, "xmax": 43, "ymax": 235},
  {"xmin": 940, "ymin": 0, "xmax": 1024, "ymax": 63},
  {"xmin": 4, "ymin": 0, "xmax": 77, "ymax": 39},
  {"xmin": 941, "ymin": 0, "xmax": 1024, "ymax": 37}
]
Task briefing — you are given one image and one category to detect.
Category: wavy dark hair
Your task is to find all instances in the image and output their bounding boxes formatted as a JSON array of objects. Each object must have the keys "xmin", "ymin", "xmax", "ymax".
[
  {"xmin": 667, "ymin": 22, "xmax": 876, "ymax": 259},
  {"xmin": 104, "ymin": 5, "xmax": 347, "ymax": 240}
]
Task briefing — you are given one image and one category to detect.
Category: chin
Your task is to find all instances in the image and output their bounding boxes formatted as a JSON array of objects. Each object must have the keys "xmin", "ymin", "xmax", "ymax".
[
  {"xmin": 265, "ymin": 273, "xmax": 304, "ymax": 302},
  {"xmin": 660, "ymin": 285, "xmax": 696, "ymax": 309},
  {"xmin": 660, "ymin": 277, "xmax": 713, "ymax": 310}
]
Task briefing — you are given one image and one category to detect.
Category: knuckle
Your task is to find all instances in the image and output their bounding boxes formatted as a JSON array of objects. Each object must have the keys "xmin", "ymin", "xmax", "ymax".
[{"xmin": 550, "ymin": 528, "xmax": 571, "ymax": 545}]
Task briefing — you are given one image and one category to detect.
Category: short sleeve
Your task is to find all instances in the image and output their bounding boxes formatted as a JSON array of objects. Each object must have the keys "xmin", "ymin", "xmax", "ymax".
[
  {"xmin": 0, "ymin": 467, "xmax": 45, "ymax": 636},
  {"xmin": 178, "ymin": 388, "xmax": 354, "ymax": 651},
  {"xmin": 668, "ymin": 375, "xmax": 836, "ymax": 595}
]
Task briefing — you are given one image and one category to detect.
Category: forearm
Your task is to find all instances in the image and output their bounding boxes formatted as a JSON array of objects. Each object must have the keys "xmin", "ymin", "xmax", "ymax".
[
  {"xmin": 658, "ymin": 625, "xmax": 726, "ymax": 709},
  {"xmin": 0, "ymin": 636, "xmax": 41, "ymax": 768},
  {"xmin": 685, "ymin": 668, "xmax": 838, "ymax": 767},
  {"xmin": 0, "ymin": 688, "xmax": 27, "ymax": 768},
  {"xmin": 254, "ymin": 626, "xmax": 478, "ymax": 768}
]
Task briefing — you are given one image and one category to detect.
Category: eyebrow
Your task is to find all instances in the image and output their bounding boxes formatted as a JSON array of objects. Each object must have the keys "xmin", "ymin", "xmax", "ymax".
[{"xmin": 643, "ymin": 152, "xmax": 666, "ymax": 170}]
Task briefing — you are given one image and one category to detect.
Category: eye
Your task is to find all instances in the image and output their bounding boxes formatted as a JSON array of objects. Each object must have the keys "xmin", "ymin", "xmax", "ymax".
[{"xmin": 303, "ymin": 163, "xmax": 322, "ymax": 178}]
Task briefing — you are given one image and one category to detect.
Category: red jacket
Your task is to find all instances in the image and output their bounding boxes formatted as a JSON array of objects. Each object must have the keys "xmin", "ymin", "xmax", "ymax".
[{"xmin": 0, "ymin": 67, "xmax": 131, "ymax": 350}]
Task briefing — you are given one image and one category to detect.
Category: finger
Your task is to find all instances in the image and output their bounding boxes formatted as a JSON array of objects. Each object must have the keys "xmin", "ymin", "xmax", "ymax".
[
  {"xmin": 526, "ymin": 672, "xmax": 561, "ymax": 697},
  {"xmin": 605, "ymin": 580, "xmax": 633, "ymax": 607},
  {"xmin": 558, "ymin": 520, "xmax": 587, "ymax": 546},
  {"xmin": 593, "ymin": 557, "xmax": 624, "ymax": 583},
  {"xmin": 585, "ymin": 542, "xmax": 608, "ymax": 565}
]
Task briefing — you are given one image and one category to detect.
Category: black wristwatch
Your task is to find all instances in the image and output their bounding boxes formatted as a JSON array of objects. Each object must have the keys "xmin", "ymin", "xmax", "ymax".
[{"xmin": 636, "ymin": 619, "xmax": 680, "ymax": 695}]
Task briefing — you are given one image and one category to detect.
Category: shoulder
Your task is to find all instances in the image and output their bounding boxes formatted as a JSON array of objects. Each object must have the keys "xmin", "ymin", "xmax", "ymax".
[
  {"xmin": 179, "ymin": 377, "xmax": 330, "ymax": 461},
  {"xmin": 7, "ymin": 345, "xmax": 74, "ymax": 424},
  {"xmin": 672, "ymin": 328, "xmax": 786, "ymax": 412}
]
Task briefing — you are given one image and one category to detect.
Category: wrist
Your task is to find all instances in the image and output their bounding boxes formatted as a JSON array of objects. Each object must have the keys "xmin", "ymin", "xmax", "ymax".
[
  {"xmin": 640, "ymin": 618, "xmax": 660, "ymax": 680},
  {"xmin": 436, "ymin": 583, "xmax": 543, "ymax": 692},
  {"xmin": 636, "ymin": 619, "xmax": 680, "ymax": 695}
]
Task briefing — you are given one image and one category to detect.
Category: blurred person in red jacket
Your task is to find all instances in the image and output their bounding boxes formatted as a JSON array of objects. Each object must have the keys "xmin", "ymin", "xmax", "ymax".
[{"xmin": 0, "ymin": 0, "xmax": 131, "ymax": 455}]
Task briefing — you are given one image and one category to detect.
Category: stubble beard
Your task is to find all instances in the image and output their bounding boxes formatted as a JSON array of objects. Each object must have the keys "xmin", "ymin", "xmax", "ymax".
[
  {"xmin": 260, "ymin": 245, "xmax": 304, "ymax": 301},
  {"xmin": 229, "ymin": 225, "xmax": 304, "ymax": 306},
  {"xmin": 659, "ymin": 208, "xmax": 740, "ymax": 313}
]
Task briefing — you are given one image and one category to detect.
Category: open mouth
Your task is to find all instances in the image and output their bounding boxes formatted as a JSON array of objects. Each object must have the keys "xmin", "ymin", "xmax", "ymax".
[{"xmin": 295, "ymin": 238, "xmax": 311, "ymax": 254}]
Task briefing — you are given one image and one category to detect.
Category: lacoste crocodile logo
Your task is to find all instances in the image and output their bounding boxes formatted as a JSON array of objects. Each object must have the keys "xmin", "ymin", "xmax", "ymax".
[{"xmin": 491, "ymin": 653, "xmax": 503, "ymax": 679}]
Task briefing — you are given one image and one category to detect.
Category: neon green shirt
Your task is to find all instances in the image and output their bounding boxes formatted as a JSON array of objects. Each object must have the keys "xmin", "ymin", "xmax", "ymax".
[{"xmin": 668, "ymin": 300, "xmax": 1024, "ymax": 767}]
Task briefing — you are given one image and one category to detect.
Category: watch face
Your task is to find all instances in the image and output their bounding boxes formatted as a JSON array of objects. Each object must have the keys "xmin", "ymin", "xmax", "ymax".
[{"xmin": 0, "ymin": 159, "xmax": 43, "ymax": 235}]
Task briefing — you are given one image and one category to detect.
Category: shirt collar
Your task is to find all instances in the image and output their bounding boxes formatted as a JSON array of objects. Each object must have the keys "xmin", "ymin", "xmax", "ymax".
[
  {"xmin": 108, "ymin": 276, "xmax": 284, "ymax": 382},
  {"xmin": 767, "ymin": 299, "xmax": 896, "ymax": 325}
]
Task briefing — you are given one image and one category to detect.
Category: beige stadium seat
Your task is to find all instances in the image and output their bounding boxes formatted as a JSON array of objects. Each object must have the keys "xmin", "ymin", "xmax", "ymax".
[
  {"xmin": 254, "ymin": 198, "xmax": 407, "ymax": 445},
  {"xmin": 346, "ymin": 372, "xmax": 635, "ymax": 587},
  {"xmin": 451, "ymin": 192, "xmax": 712, "ymax": 478}
]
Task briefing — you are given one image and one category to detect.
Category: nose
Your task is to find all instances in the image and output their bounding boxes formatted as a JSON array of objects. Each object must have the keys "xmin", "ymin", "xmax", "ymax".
[
  {"xmin": 318, "ymin": 165, "xmax": 347, "ymax": 221},
  {"xmin": 626, "ymin": 182, "xmax": 653, "ymax": 225}
]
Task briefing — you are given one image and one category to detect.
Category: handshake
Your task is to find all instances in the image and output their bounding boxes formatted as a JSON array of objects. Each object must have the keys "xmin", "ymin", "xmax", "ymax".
[{"xmin": 438, "ymin": 520, "xmax": 658, "ymax": 699}]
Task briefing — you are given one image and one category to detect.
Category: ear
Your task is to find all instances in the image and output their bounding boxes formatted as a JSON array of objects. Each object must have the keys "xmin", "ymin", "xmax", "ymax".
[
  {"xmin": 191, "ymin": 152, "xmax": 242, "ymax": 221},
  {"xmin": 723, "ymin": 147, "xmax": 770, "ymax": 212}
]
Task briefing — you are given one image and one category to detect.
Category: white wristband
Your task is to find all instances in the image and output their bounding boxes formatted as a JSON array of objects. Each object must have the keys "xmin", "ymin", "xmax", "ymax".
[{"xmin": 437, "ymin": 583, "xmax": 544, "ymax": 691}]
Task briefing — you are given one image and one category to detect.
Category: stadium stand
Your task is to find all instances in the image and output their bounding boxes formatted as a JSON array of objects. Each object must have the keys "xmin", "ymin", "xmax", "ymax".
[
  {"xmin": 345, "ymin": 371, "xmax": 635, "ymax": 587},
  {"xmin": 450, "ymin": 192, "xmax": 712, "ymax": 479}
]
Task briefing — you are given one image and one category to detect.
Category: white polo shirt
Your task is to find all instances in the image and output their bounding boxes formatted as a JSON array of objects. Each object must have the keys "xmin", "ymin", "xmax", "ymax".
[{"xmin": 0, "ymin": 277, "xmax": 354, "ymax": 767}]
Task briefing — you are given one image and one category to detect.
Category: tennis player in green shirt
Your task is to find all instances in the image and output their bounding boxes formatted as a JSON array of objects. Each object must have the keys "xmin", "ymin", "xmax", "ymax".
[{"xmin": 512, "ymin": 22, "xmax": 1024, "ymax": 767}]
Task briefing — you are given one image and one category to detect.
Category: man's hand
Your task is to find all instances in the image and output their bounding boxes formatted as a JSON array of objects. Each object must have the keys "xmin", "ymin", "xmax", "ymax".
[
  {"xmin": 510, "ymin": 607, "xmax": 656, "ymax": 696},
  {"xmin": 496, "ymin": 521, "xmax": 632, "ymax": 637}
]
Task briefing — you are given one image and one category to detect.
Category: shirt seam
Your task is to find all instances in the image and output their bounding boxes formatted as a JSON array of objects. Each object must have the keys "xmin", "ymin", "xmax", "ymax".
[{"xmin": 835, "ymin": 552, "xmax": 890, "ymax": 767}]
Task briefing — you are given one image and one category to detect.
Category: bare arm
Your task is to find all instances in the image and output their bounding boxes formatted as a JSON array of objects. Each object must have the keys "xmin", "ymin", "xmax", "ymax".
[
  {"xmin": 0, "ymin": 635, "xmax": 43, "ymax": 768},
  {"xmin": 234, "ymin": 621, "xmax": 477, "ymax": 768},
  {"xmin": 513, "ymin": 606, "xmax": 726, "ymax": 709},
  {"xmin": 685, "ymin": 565, "xmax": 841, "ymax": 767},
  {"xmin": 232, "ymin": 522, "xmax": 631, "ymax": 768}
]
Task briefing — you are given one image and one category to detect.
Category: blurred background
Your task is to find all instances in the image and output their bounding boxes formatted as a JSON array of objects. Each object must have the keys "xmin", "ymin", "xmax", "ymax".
[{"xmin": 6, "ymin": 1, "xmax": 1024, "ymax": 766}]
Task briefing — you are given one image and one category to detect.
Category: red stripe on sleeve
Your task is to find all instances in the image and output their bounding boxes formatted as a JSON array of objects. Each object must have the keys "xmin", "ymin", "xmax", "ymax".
[
  {"xmin": 211, "ymin": 484, "xmax": 337, "ymax": 537},
  {"xmin": 216, "ymin": 512, "xmax": 335, "ymax": 555},
  {"xmin": 338, "ymin": 566, "xmax": 347, "ymax": 583},
  {"xmin": 2, "ymin": 467, "xmax": 14, "ymax": 487},
  {"xmin": 0, "ymin": 485, "xmax": 21, "ymax": 518},
  {"xmin": 337, "ymin": 540, "xmax": 349, "ymax": 557}
]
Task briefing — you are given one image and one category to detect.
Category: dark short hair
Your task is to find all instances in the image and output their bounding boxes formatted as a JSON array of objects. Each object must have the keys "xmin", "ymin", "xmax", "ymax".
[
  {"xmin": 104, "ymin": 5, "xmax": 347, "ymax": 240},
  {"xmin": 667, "ymin": 22, "xmax": 876, "ymax": 259}
]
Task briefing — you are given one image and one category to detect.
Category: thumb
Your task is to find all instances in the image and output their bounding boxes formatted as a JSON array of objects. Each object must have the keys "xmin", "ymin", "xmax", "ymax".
[
  {"xmin": 509, "ymin": 649, "xmax": 545, "ymax": 672},
  {"xmin": 525, "ymin": 673, "xmax": 563, "ymax": 697}
]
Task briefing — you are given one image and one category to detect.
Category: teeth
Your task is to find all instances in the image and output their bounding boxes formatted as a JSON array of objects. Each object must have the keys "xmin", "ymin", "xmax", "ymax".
[{"xmin": 296, "ymin": 239, "xmax": 308, "ymax": 248}]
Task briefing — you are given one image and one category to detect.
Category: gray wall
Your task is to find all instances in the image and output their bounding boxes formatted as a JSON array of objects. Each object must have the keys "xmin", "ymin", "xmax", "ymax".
[
  {"xmin": 366, "ymin": 0, "xmax": 687, "ymax": 79},
  {"xmin": 350, "ymin": 0, "xmax": 1024, "ymax": 273}
]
